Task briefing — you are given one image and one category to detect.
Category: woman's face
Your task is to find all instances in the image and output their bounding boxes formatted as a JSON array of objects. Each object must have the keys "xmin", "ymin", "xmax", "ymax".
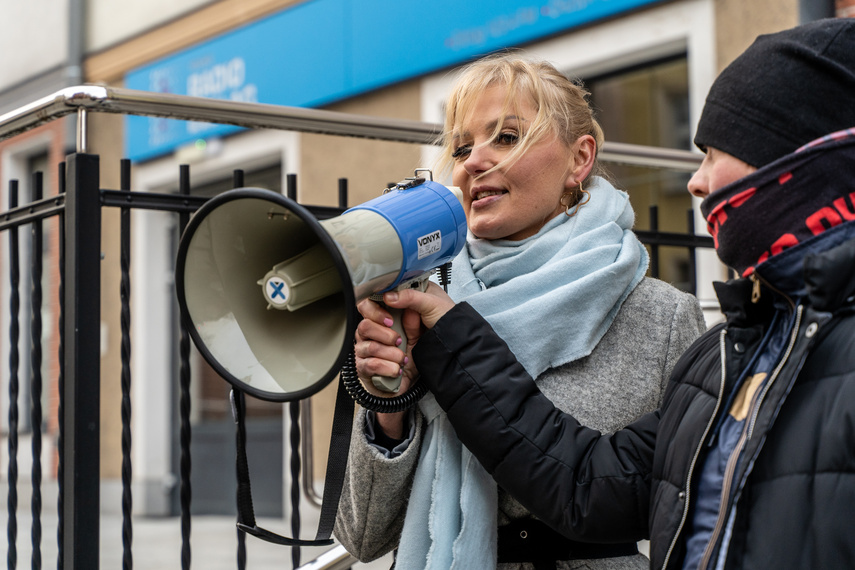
[{"xmin": 451, "ymin": 85, "xmax": 577, "ymax": 241}]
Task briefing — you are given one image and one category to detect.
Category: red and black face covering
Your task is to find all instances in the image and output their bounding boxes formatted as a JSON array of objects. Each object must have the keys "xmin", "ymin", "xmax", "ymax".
[{"xmin": 700, "ymin": 129, "xmax": 855, "ymax": 278}]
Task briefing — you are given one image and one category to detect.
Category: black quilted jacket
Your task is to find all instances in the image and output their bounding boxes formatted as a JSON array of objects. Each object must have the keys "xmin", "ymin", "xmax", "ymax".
[{"xmin": 414, "ymin": 236, "xmax": 855, "ymax": 569}]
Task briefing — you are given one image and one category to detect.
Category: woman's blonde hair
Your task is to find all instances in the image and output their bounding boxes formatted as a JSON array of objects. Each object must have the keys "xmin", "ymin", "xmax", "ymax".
[{"xmin": 435, "ymin": 52, "xmax": 605, "ymax": 180}]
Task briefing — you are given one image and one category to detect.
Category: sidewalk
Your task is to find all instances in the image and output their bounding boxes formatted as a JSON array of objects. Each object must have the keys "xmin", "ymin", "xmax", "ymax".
[
  {"xmin": 1, "ymin": 479, "xmax": 392, "ymax": 569},
  {"xmin": 3, "ymin": 511, "xmax": 393, "ymax": 570}
]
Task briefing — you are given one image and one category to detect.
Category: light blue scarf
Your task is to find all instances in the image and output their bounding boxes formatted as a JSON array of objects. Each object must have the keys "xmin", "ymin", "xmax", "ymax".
[{"xmin": 396, "ymin": 176, "xmax": 649, "ymax": 569}]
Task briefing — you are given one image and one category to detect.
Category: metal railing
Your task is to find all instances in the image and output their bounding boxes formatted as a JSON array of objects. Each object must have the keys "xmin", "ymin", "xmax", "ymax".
[
  {"xmin": 0, "ymin": 85, "xmax": 710, "ymax": 570},
  {"xmin": 0, "ymin": 85, "xmax": 703, "ymax": 171}
]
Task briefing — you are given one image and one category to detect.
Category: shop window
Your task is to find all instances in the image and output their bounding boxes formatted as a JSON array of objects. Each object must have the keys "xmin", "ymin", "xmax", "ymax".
[{"xmin": 586, "ymin": 56, "xmax": 694, "ymax": 290}]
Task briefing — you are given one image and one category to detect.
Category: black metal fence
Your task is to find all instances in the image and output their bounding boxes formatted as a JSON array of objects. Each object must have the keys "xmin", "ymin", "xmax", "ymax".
[{"xmin": 0, "ymin": 87, "xmax": 713, "ymax": 570}]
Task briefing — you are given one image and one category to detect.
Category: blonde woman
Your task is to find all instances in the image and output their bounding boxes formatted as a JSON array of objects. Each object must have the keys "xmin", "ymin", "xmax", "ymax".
[{"xmin": 335, "ymin": 53, "xmax": 706, "ymax": 570}]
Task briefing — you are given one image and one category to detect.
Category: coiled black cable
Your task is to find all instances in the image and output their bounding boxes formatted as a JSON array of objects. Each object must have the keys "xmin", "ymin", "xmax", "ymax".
[
  {"xmin": 436, "ymin": 262, "xmax": 452, "ymax": 290},
  {"xmin": 340, "ymin": 351, "xmax": 429, "ymax": 413},
  {"xmin": 342, "ymin": 263, "xmax": 452, "ymax": 413}
]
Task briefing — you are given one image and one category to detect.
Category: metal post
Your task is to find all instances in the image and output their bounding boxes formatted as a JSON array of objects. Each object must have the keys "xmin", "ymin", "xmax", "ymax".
[
  {"xmin": 648, "ymin": 205, "xmax": 660, "ymax": 279},
  {"xmin": 76, "ymin": 109, "xmax": 88, "ymax": 154},
  {"xmin": 177, "ymin": 164, "xmax": 192, "ymax": 570},
  {"xmin": 7, "ymin": 180, "xmax": 20, "ymax": 570},
  {"xmin": 62, "ymin": 153, "xmax": 101, "ymax": 569},
  {"xmin": 120, "ymin": 159, "xmax": 133, "ymax": 570},
  {"xmin": 30, "ymin": 172, "xmax": 45, "ymax": 570}
]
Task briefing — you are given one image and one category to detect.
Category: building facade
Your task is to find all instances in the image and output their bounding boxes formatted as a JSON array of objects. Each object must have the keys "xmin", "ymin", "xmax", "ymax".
[{"xmin": 0, "ymin": 0, "xmax": 850, "ymax": 530}]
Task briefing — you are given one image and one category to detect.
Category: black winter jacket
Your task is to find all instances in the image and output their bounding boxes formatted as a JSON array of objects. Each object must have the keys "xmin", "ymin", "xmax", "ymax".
[{"xmin": 413, "ymin": 236, "xmax": 855, "ymax": 569}]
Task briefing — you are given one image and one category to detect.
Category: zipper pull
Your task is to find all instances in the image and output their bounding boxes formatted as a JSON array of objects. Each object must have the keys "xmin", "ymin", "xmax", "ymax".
[{"xmin": 750, "ymin": 273, "xmax": 761, "ymax": 304}]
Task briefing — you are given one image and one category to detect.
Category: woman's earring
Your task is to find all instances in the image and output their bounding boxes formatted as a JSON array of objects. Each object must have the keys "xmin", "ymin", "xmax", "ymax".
[{"xmin": 564, "ymin": 179, "xmax": 590, "ymax": 218}]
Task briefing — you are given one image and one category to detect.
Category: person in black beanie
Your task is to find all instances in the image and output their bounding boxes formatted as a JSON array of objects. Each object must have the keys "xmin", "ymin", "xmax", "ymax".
[
  {"xmin": 690, "ymin": 17, "xmax": 855, "ymax": 281},
  {"xmin": 351, "ymin": 18, "xmax": 855, "ymax": 570}
]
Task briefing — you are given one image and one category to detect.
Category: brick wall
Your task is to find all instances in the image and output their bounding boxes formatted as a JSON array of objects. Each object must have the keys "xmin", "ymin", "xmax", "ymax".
[{"xmin": 839, "ymin": 0, "xmax": 855, "ymax": 17}]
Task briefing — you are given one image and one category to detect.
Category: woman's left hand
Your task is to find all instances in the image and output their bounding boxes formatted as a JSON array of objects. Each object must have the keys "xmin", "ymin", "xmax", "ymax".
[{"xmin": 381, "ymin": 281, "xmax": 456, "ymax": 329}]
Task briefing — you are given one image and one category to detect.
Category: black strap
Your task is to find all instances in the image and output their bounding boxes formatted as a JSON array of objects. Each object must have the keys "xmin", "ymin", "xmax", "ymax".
[
  {"xmin": 231, "ymin": 374, "xmax": 354, "ymax": 547},
  {"xmin": 314, "ymin": 369, "xmax": 356, "ymax": 539},
  {"xmin": 497, "ymin": 518, "xmax": 638, "ymax": 566}
]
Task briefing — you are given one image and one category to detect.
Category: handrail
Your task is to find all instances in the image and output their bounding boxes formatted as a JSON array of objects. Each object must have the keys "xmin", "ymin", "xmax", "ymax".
[
  {"xmin": 600, "ymin": 140, "xmax": 702, "ymax": 171},
  {"xmin": 0, "ymin": 84, "xmax": 702, "ymax": 170},
  {"xmin": 295, "ymin": 545, "xmax": 357, "ymax": 570},
  {"xmin": 0, "ymin": 85, "xmax": 440, "ymax": 148}
]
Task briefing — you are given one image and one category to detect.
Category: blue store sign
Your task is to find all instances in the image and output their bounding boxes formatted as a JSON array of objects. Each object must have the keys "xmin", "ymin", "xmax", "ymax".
[{"xmin": 125, "ymin": 0, "xmax": 665, "ymax": 161}]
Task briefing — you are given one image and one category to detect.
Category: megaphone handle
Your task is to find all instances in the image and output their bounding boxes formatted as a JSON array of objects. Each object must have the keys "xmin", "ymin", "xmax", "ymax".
[
  {"xmin": 370, "ymin": 304, "xmax": 407, "ymax": 393},
  {"xmin": 369, "ymin": 276, "xmax": 431, "ymax": 393}
]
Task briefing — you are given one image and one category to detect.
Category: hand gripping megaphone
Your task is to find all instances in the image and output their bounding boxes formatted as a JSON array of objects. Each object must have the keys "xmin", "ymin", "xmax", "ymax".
[{"xmin": 175, "ymin": 170, "xmax": 467, "ymax": 410}]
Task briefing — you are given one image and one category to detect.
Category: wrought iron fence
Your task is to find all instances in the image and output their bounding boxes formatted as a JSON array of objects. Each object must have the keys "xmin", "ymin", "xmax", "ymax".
[{"xmin": 0, "ymin": 86, "xmax": 710, "ymax": 570}]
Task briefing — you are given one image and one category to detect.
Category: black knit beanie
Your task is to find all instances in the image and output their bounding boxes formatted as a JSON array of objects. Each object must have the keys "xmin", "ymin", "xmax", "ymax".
[{"xmin": 694, "ymin": 18, "xmax": 855, "ymax": 168}]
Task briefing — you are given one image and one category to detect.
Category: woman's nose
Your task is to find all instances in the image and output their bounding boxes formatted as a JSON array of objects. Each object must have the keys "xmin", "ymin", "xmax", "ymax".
[{"xmin": 464, "ymin": 143, "xmax": 494, "ymax": 176}]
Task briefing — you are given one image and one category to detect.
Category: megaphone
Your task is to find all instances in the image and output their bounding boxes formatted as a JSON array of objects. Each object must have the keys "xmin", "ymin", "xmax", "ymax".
[{"xmin": 175, "ymin": 170, "xmax": 467, "ymax": 408}]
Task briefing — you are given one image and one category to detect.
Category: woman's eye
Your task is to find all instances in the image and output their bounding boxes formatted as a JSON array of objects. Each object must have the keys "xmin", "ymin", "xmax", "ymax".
[
  {"xmin": 451, "ymin": 145, "xmax": 471, "ymax": 160},
  {"xmin": 496, "ymin": 132, "xmax": 519, "ymax": 146}
]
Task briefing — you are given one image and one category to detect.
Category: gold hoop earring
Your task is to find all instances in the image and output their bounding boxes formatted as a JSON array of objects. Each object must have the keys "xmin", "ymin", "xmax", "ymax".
[{"xmin": 564, "ymin": 180, "xmax": 590, "ymax": 218}]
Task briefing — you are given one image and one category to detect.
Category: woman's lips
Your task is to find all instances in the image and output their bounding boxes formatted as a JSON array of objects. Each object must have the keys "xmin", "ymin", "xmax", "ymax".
[{"xmin": 472, "ymin": 186, "xmax": 507, "ymax": 202}]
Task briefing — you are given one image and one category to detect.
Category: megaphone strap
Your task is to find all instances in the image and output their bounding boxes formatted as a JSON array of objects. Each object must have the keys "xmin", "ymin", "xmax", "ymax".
[{"xmin": 230, "ymin": 376, "xmax": 355, "ymax": 547}]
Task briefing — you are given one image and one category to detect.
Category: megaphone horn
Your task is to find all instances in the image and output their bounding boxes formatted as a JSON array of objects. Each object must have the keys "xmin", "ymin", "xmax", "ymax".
[{"xmin": 175, "ymin": 171, "xmax": 467, "ymax": 410}]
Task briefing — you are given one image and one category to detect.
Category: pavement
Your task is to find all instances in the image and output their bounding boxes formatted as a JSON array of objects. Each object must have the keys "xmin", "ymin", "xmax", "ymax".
[
  {"xmin": 0, "ymin": 474, "xmax": 395, "ymax": 570},
  {"xmin": 2, "ymin": 510, "xmax": 393, "ymax": 570}
]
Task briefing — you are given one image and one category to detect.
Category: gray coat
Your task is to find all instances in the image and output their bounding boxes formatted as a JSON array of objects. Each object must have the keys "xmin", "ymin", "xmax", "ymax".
[{"xmin": 334, "ymin": 277, "xmax": 706, "ymax": 569}]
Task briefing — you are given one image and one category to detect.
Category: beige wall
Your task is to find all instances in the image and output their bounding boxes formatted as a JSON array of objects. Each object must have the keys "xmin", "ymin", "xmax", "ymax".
[
  {"xmin": 86, "ymin": 111, "xmax": 127, "ymax": 478},
  {"xmin": 88, "ymin": 0, "xmax": 213, "ymax": 53},
  {"xmin": 713, "ymin": 0, "xmax": 799, "ymax": 71},
  {"xmin": 299, "ymin": 81, "xmax": 425, "ymax": 208}
]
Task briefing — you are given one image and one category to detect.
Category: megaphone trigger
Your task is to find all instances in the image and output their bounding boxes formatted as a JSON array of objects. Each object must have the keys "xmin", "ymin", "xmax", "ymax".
[{"xmin": 368, "ymin": 275, "xmax": 431, "ymax": 393}]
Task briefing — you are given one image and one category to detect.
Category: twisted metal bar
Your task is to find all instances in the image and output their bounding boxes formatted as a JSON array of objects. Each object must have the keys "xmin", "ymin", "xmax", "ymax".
[
  {"xmin": 290, "ymin": 401, "xmax": 302, "ymax": 569},
  {"xmin": 649, "ymin": 205, "xmax": 660, "ymax": 279},
  {"xmin": 120, "ymin": 159, "xmax": 134, "ymax": 570},
  {"xmin": 178, "ymin": 165, "xmax": 192, "ymax": 570},
  {"xmin": 7, "ymin": 180, "xmax": 20, "ymax": 570},
  {"xmin": 30, "ymin": 172, "xmax": 44, "ymax": 570},
  {"xmin": 56, "ymin": 162, "xmax": 66, "ymax": 570},
  {"xmin": 235, "ymin": 391, "xmax": 248, "ymax": 570},
  {"xmin": 232, "ymin": 168, "xmax": 247, "ymax": 570},
  {"xmin": 686, "ymin": 209, "xmax": 699, "ymax": 295}
]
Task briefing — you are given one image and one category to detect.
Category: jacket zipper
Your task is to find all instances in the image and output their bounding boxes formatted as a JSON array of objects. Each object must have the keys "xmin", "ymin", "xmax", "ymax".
[
  {"xmin": 660, "ymin": 329, "xmax": 728, "ymax": 570},
  {"xmin": 750, "ymin": 273, "xmax": 761, "ymax": 303},
  {"xmin": 696, "ymin": 304, "xmax": 804, "ymax": 570},
  {"xmin": 696, "ymin": 402, "xmax": 756, "ymax": 569},
  {"xmin": 747, "ymin": 305, "xmax": 803, "ymax": 439},
  {"xmin": 750, "ymin": 272, "xmax": 796, "ymax": 311}
]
